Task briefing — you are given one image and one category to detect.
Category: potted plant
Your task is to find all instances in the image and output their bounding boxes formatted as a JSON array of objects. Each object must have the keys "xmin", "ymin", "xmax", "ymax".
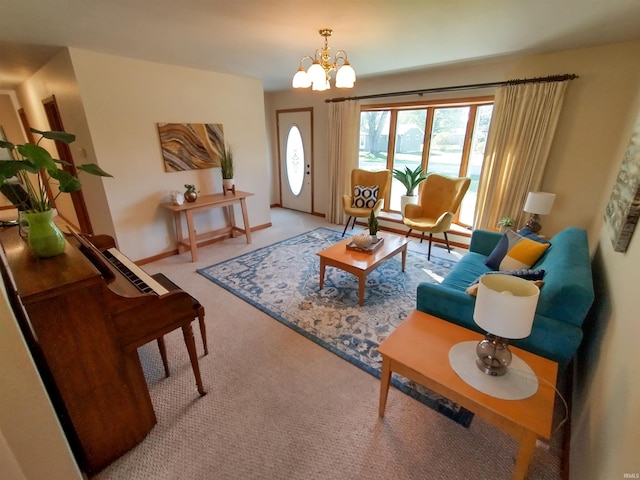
[
  {"xmin": 497, "ymin": 216, "xmax": 515, "ymax": 232},
  {"xmin": 0, "ymin": 128, "xmax": 112, "ymax": 258},
  {"xmin": 184, "ymin": 184, "xmax": 199, "ymax": 202},
  {"xmin": 220, "ymin": 144, "xmax": 234, "ymax": 193},
  {"xmin": 392, "ymin": 165, "xmax": 428, "ymax": 215},
  {"xmin": 367, "ymin": 210, "xmax": 380, "ymax": 242}
]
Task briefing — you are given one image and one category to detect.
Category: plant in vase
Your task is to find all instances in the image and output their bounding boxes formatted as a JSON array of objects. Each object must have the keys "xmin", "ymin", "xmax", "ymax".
[
  {"xmin": 0, "ymin": 128, "xmax": 112, "ymax": 258},
  {"xmin": 367, "ymin": 210, "xmax": 380, "ymax": 242},
  {"xmin": 184, "ymin": 184, "xmax": 199, "ymax": 202},
  {"xmin": 498, "ymin": 216, "xmax": 515, "ymax": 232},
  {"xmin": 220, "ymin": 144, "xmax": 234, "ymax": 194},
  {"xmin": 392, "ymin": 165, "xmax": 428, "ymax": 215}
]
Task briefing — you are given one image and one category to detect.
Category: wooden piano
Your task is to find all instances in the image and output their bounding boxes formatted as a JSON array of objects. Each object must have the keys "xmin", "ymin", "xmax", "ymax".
[{"xmin": 0, "ymin": 226, "xmax": 206, "ymax": 475}]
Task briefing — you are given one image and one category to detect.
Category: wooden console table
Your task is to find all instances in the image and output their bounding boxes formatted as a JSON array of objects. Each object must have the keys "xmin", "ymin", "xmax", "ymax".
[{"xmin": 162, "ymin": 191, "xmax": 253, "ymax": 262}]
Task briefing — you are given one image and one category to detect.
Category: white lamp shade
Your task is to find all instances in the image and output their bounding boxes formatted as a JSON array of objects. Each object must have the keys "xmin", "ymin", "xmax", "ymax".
[
  {"xmin": 312, "ymin": 79, "xmax": 330, "ymax": 91},
  {"xmin": 292, "ymin": 69, "xmax": 311, "ymax": 88},
  {"xmin": 307, "ymin": 62, "xmax": 326, "ymax": 85},
  {"xmin": 473, "ymin": 275, "xmax": 539, "ymax": 339},
  {"xmin": 524, "ymin": 192, "xmax": 556, "ymax": 215},
  {"xmin": 335, "ymin": 63, "xmax": 356, "ymax": 88}
]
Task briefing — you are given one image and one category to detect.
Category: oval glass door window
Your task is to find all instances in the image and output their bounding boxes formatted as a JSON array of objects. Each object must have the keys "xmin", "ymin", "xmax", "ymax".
[{"xmin": 286, "ymin": 126, "xmax": 304, "ymax": 196}]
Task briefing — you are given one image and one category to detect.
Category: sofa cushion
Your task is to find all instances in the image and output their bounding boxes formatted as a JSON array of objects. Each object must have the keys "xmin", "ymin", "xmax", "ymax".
[
  {"xmin": 485, "ymin": 230, "xmax": 550, "ymax": 270},
  {"xmin": 351, "ymin": 185, "xmax": 379, "ymax": 208}
]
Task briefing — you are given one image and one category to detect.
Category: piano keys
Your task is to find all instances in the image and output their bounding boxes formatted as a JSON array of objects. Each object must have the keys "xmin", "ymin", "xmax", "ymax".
[{"xmin": 0, "ymin": 226, "xmax": 206, "ymax": 475}]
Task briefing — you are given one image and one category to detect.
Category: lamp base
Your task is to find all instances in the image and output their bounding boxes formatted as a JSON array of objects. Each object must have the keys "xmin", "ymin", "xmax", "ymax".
[
  {"xmin": 525, "ymin": 213, "xmax": 542, "ymax": 233},
  {"xmin": 475, "ymin": 334, "xmax": 512, "ymax": 377},
  {"xmin": 449, "ymin": 341, "xmax": 538, "ymax": 400}
]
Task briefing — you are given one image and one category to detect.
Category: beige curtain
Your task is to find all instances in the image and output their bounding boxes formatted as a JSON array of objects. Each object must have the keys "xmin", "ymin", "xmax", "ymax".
[
  {"xmin": 474, "ymin": 80, "xmax": 570, "ymax": 229},
  {"xmin": 327, "ymin": 100, "xmax": 361, "ymax": 224}
]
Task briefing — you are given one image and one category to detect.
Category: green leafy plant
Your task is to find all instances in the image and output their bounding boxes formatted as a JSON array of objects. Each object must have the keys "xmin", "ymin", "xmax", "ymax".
[
  {"xmin": 392, "ymin": 165, "xmax": 428, "ymax": 196},
  {"xmin": 184, "ymin": 184, "xmax": 199, "ymax": 193},
  {"xmin": 0, "ymin": 128, "xmax": 112, "ymax": 212},
  {"xmin": 220, "ymin": 144, "xmax": 234, "ymax": 180},
  {"xmin": 367, "ymin": 210, "xmax": 379, "ymax": 235},
  {"xmin": 498, "ymin": 216, "xmax": 515, "ymax": 229}
]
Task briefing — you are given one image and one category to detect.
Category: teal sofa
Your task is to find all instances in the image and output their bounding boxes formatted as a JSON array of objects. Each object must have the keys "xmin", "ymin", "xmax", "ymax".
[{"xmin": 416, "ymin": 227, "xmax": 594, "ymax": 368}]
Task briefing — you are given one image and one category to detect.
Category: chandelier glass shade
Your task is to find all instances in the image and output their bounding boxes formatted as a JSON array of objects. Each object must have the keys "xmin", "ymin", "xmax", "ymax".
[{"xmin": 292, "ymin": 28, "xmax": 356, "ymax": 90}]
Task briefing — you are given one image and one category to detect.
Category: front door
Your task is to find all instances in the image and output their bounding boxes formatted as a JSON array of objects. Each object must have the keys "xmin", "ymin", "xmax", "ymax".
[{"xmin": 277, "ymin": 109, "xmax": 312, "ymax": 213}]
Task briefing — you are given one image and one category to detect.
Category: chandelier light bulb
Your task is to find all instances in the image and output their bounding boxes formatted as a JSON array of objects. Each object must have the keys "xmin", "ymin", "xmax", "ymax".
[{"xmin": 292, "ymin": 68, "xmax": 311, "ymax": 88}]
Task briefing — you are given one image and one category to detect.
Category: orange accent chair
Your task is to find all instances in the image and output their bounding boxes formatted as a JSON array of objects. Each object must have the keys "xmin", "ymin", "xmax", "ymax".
[
  {"xmin": 403, "ymin": 173, "xmax": 471, "ymax": 259},
  {"xmin": 341, "ymin": 169, "xmax": 391, "ymax": 236}
]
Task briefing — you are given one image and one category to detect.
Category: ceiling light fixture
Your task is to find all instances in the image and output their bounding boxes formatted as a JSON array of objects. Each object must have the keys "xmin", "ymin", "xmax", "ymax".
[{"xmin": 292, "ymin": 28, "xmax": 356, "ymax": 91}]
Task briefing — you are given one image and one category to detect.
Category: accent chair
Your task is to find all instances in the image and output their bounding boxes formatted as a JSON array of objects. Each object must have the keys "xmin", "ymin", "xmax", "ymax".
[
  {"xmin": 403, "ymin": 173, "xmax": 470, "ymax": 259},
  {"xmin": 342, "ymin": 168, "xmax": 391, "ymax": 236}
]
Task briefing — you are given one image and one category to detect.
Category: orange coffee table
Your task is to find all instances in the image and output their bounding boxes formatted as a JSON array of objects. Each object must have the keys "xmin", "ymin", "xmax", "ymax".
[
  {"xmin": 317, "ymin": 234, "xmax": 410, "ymax": 306},
  {"xmin": 378, "ymin": 310, "xmax": 558, "ymax": 480}
]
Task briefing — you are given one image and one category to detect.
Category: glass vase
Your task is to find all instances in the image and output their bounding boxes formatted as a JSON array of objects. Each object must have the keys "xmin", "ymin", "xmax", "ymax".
[{"xmin": 24, "ymin": 210, "xmax": 66, "ymax": 258}]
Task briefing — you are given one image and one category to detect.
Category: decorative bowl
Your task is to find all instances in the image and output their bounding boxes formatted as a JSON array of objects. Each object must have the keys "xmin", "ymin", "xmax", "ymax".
[{"xmin": 352, "ymin": 232, "xmax": 372, "ymax": 248}]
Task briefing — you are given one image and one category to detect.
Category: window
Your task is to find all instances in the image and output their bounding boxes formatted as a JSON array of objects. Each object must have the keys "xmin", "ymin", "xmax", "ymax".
[
  {"xmin": 285, "ymin": 125, "xmax": 305, "ymax": 196},
  {"xmin": 358, "ymin": 98, "xmax": 493, "ymax": 227}
]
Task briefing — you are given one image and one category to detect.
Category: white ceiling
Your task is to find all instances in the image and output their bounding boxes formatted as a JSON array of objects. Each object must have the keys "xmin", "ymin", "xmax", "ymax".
[{"xmin": 1, "ymin": 0, "xmax": 640, "ymax": 92}]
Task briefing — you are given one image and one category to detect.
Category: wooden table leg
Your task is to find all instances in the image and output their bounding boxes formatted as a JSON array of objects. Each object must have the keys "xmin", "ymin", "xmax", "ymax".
[
  {"xmin": 358, "ymin": 274, "xmax": 366, "ymax": 306},
  {"xmin": 174, "ymin": 212, "xmax": 185, "ymax": 254},
  {"xmin": 240, "ymin": 198, "xmax": 252, "ymax": 243},
  {"xmin": 379, "ymin": 356, "xmax": 392, "ymax": 417},
  {"xmin": 185, "ymin": 210, "xmax": 198, "ymax": 262},
  {"xmin": 319, "ymin": 260, "xmax": 326, "ymax": 290},
  {"xmin": 181, "ymin": 323, "xmax": 207, "ymax": 396},
  {"xmin": 401, "ymin": 245, "xmax": 407, "ymax": 272},
  {"xmin": 227, "ymin": 205, "xmax": 237, "ymax": 238},
  {"xmin": 512, "ymin": 431, "xmax": 537, "ymax": 480}
]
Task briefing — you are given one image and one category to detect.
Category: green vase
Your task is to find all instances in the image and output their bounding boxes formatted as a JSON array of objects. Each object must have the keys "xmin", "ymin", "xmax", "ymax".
[{"xmin": 24, "ymin": 210, "xmax": 66, "ymax": 258}]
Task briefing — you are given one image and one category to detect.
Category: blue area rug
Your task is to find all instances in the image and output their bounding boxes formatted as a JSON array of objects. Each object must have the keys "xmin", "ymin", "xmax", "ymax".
[{"xmin": 197, "ymin": 227, "xmax": 473, "ymax": 427}]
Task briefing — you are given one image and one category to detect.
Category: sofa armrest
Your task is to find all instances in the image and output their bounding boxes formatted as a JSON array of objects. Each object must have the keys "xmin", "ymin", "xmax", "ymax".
[
  {"xmin": 469, "ymin": 229, "xmax": 503, "ymax": 256},
  {"xmin": 416, "ymin": 282, "xmax": 479, "ymax": 332}
]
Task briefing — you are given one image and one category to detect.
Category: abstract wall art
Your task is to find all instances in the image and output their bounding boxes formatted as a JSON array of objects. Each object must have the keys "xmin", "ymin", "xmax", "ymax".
[
  {"xmin": 604, "ymin": 110, "xmax": 640, "ymax": 253},
  {"xmin": 157, "ymin": 123, "xmax": 225, "ymax": 172}
]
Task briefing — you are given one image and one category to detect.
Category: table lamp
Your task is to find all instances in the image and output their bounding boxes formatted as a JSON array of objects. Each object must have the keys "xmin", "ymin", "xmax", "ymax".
[
  {"xmin": 473, "ymin": 274, "xmax": 539, "ymax": 376},
  {"xmin": 523, "ymin": 192, "xmax": 556, "ymax": 233}
]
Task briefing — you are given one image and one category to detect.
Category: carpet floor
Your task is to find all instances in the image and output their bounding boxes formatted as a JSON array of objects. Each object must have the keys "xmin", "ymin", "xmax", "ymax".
[
  {"xmin": 92, "ymin": 208, "xmax": 562, "ymax": 480},
  {"xmin": 197, "ymin": 227, "xmax": 472, "ymax": 426}
]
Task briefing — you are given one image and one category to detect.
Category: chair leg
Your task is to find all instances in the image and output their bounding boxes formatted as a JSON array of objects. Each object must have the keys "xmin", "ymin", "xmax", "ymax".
[
  {"xmin": 351, "ymin": 216, "xmax": 357, "ymax": 231},
  {"xmin": 428, "ymin": 234, "xmax": 433, "ymax": 261},
  {"xmin": 405, "ymin": 229, "xmax": 412, "ymax": 238},
  {"xmin": 419, "ymin": 232, "xmax": 425, "ymax": 244},
  {"xmin": 342, "ymin": 217, "xmax": 353, "ymax": 237},
  {"xmin": 157, "ymin": 337, "xmax": 170, "ymax": 378},
  {"xmin": 444, "ymin": 232, "xmax": 451, "ymax": 253}
]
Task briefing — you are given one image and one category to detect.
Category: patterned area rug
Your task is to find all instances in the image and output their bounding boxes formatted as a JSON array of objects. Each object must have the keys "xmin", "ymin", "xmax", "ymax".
[{"xmin": 197, "ymin": 227, "xmax": 473, "ymax": 427}]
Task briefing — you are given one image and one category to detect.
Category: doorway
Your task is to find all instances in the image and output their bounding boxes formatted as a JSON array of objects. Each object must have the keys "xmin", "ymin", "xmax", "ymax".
[
  {"xmin": 277, "ymin": 109, "xmax": 313, "ymax": 213},
  {"xmin": 42, "ymin": 95, "xmax": 93, "ymax": 233}
]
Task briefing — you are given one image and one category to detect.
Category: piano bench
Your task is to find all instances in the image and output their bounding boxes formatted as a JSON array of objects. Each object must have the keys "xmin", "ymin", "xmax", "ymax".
[{"xmin": 151, "ymin": 273, "xmax": 208, "ymax": 383}]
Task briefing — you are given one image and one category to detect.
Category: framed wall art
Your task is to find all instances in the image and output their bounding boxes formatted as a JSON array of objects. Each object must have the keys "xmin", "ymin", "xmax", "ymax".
[
  {"xmin": 157, "ymin": 123, "xmax": 225, "ymax": 172},
  {"xmin": 604, "ymin": 110, "xmax": 640, "ymax": 253}
]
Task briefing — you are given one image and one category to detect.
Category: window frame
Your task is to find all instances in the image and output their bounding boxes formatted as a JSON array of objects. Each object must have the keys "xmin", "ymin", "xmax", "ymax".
[{"xmin": 359, "ymin": 95, "xmax": 494, "ymax": 228}]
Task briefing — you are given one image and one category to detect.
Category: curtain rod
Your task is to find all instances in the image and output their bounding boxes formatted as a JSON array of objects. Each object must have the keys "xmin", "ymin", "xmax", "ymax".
[{"xmin": 325, "ymin": 73, "xmax": 578, "ymax": 103}]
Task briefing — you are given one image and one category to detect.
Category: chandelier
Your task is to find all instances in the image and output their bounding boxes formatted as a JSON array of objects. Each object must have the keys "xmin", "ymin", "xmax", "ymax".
[{"xmin": 292, "ymin": 28, "xmax": 356, "ymax": 91}]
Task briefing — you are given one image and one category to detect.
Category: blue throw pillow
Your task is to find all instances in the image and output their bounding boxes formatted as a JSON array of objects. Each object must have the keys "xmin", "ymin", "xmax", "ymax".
[
  {"xmin": 484, "ymin": 230, "xmax": 550, "ymax": 270},
  {"xmin": 469, "ymin": 268, "xmax": 546, "ymax": 287},
  {"xmin": 517, "ymin": 227, "xmax": 550, "ymax": 244}
]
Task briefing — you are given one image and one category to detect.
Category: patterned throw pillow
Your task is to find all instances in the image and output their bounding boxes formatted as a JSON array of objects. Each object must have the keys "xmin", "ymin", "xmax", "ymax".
[
  {"xmin": 485, "ymin": 229, "xmax": 550, "ymax": 270},
  {"xmin": 351, "ymin": 185, "xmax": 379, "ymax": 208}
]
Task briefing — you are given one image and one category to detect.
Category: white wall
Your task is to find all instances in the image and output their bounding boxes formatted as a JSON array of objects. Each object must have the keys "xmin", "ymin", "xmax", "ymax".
[
  {"xmin": 571, "ymin": 93, "xmax": 640, "ymax": 479},
  {"xmin": 69, "ymin": 49, "xmax": 271, "ymax": 261}
]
